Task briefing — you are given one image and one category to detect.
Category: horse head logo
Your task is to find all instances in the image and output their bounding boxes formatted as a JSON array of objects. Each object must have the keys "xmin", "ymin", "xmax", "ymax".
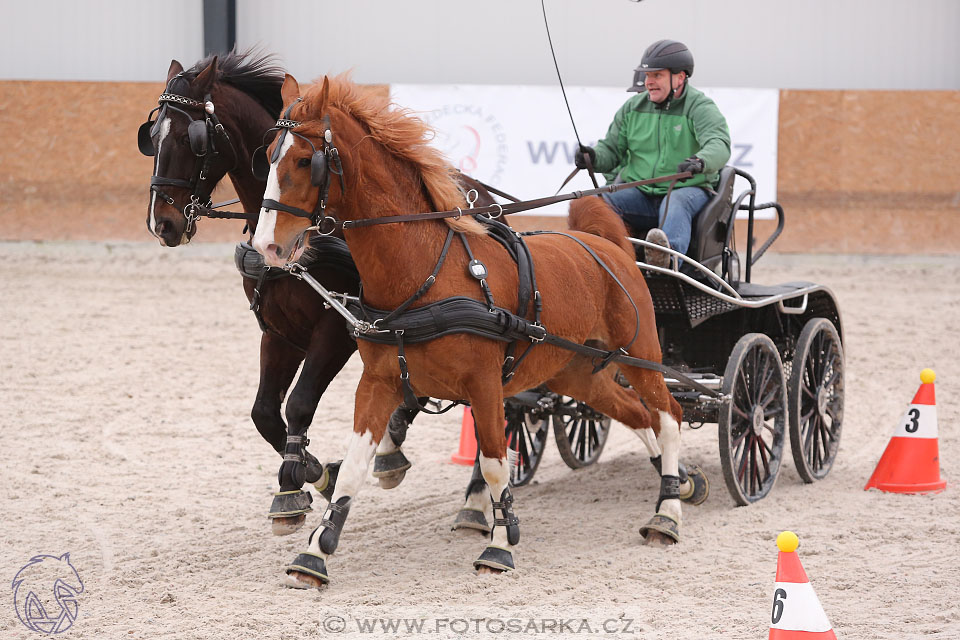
[{"xmin": 12, "ymin": 553, "xmax": 84, "ymax": 635}]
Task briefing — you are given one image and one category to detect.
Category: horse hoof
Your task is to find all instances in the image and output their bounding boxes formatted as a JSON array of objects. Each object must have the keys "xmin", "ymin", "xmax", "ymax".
[
  {"xmin": 679, "ymin": 464, "xmax": 709, "ymax": 506},
  {"xmin": 271, "ymin": 514, "xmax": 306, "ymax": 536},
  {"xmin": 282, "ymin": 570, "xmax": 327, "ymax": 590},
  {"xmin": 639, "ymin": 513, "xmax": 680, "ymax": 546},
  {"xmin": 377, "ymin": 470, "xmax": 406, "ymax": 490},
  {"xmin": 451, "ymin": 508, "xmax": 491, "ymax": 534},
  {"xmin": 642, "ymin": 530, "xmax": 677, "ymax": 547},
  {"xmin": 473, "ymin": 546, "xmax": 515, "ymax": 572},
  {"xmin": 372, "ymin": 450, "xmax": 412, "ymax": 478},
  {"xmin": 284, "ymin": 553, "xmax": 329, "ymax": 589}
]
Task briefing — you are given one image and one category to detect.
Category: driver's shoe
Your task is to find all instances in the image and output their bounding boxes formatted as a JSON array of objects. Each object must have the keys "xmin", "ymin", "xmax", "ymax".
[{"xmin": 644, "ymin": 228, "xmax": 672, "ymax": 268}]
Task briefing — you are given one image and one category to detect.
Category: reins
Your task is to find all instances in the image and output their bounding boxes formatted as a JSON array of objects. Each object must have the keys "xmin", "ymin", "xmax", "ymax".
[{"xmin": 302, "ymin": 172, "xmax": 690, "ymax": 236}]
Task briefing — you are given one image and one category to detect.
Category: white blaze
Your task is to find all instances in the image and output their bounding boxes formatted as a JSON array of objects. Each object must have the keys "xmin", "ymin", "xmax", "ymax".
[
  {"xmin": 253, "ymin": 132, "xmax": 294, "ymax": 259},
  {"xmin": 148, "ymin": 117, "xmax": 171, "ymax": 240}
]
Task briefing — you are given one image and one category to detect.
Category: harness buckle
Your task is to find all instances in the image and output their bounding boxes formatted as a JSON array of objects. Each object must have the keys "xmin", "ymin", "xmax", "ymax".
[
  {"xmin": 487, "ymin": 203, "xmax": 504, "ymax": 219},
  {"xmin": 529, "ymin": 322, "xmax": 546, "ymax": 343}
]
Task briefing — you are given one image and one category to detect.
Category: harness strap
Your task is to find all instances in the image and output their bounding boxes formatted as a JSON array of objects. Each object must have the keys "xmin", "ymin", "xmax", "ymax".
[
  {"xmin": 540, "ymin": 332, "xmax": 720, "ymax": 398},
  {"xmin": 458, "ymin": 233, "xmax": 496, "ymax": 311},
  {"xmin": 524, "ymin": 230, "xmax": 639, "ymax": 351},
  {"xmin": 395, "ymin": 331, "xmax": 462, "ymax": 415},
  {"xmin": 378, "ymin": 228, "xmax": 455, "ymax": 327}
]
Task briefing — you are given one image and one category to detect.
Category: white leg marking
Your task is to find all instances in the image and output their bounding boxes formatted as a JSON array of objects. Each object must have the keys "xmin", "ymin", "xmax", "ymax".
[
  {"xmin": 461, "ymin": 485, "xmax": 492, "ymax": 517},
  {"xmin": 479, "ymin": 455, "xmax": 512, "ymax": 548},
  {"xmin": 252, "ymin": 132, "xmax": 294, "ymax": 261},
  {"xmin": 375, "ymin": 431, "xmax": 399, "ymax": 456},
  {"xmin": 305, "ymin": 430, "xmax": 377, "ymax": 558},
  {"xmin": 148, "ymin": 117, "xmax": 171, "ymax": 242},
  {"xmin": 633, "ymin": 427, "xmax": 662, "ymax": 458},
  {"xmin": 656, "ymin": 410, "xmax": 682, "ymax": 523}
]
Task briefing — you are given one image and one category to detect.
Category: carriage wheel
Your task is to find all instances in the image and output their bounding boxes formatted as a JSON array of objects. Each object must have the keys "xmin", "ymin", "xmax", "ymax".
[
  {"xmin": 552, "ymin": 397, "xmax": 611, "ymax": 469},
  {"xmin": 788, "ymin": 318, "xmax": 844, "ymax": 483},
  {"xmin": 718, "ymin": 333, "xmax": 787, "ymax": 505},
  {"xmin": 506, "ymin": 409, "xmax": 548, "ymax": 486}
]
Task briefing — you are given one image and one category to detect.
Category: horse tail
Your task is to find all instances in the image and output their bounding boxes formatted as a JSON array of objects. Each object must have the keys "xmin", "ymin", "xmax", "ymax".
[{"xmin": 567, "ymin": 196, "xmax": 634, "ymax": 257}]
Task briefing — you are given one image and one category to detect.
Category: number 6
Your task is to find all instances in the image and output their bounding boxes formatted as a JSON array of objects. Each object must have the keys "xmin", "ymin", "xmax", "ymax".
[{"xmin": 771, "ymin": 588, "xmax": 787, "ymax": 624}]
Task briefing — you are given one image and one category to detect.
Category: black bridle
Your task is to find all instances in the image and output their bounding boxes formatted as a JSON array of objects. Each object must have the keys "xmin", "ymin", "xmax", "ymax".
[
  {"xmin": 138, "ymin": 77, "xmax": 240, "ymax": 232},
  {"xmin": 254, "ymin": 100, "xmax": 345, "ymax": 235}
]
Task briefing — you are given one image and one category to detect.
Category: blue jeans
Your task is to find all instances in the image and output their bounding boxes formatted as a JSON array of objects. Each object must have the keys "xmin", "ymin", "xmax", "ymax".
[{"xmin": 601, "ymin": 187, "xmax": 710, "ymax": 256}]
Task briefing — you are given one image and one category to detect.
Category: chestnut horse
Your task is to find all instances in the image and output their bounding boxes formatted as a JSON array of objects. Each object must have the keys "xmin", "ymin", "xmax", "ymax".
[
  {"xmin": 139, "ymin": 51, "xmax": 508, "ymax": 537},
  {"xmin": 252, "ymin": 74, "xmax": 690, "ymax": 588}
]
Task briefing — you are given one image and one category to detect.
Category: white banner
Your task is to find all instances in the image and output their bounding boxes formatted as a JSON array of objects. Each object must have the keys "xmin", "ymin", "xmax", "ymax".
[{"xmin": 390, "ymin": 84, "xmax": 778, "ymax": 217}]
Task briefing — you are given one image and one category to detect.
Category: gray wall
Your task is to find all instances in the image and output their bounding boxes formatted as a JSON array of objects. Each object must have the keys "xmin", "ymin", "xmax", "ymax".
[{"xmin": 2, "ymin": 0, "xmax": 958, "ymax": 89}]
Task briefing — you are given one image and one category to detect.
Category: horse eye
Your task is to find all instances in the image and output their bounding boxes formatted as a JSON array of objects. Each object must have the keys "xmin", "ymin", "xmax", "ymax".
[{"xmin": 297, "ymin": 158, "xmax": 311, "ymax": 168}]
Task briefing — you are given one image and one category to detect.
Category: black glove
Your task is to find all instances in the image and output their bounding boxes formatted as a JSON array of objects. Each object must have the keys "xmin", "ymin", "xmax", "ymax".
[
  {"xmin": 574, "ymin": 145, "xmax": 596, "ymax": 170},
  {"xmin": 677, "ymin": 156, "xmax": 704, "ymax": 175}
]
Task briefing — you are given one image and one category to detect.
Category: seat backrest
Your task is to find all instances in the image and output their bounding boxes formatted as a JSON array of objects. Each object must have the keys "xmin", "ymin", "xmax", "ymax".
[{"xmin": 684, "ymin": 165, "xmax": 736, "ymax": 270}]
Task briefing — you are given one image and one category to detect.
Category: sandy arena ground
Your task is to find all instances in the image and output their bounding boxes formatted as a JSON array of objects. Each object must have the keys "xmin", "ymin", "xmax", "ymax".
[{"xmin": 1, "ymin": 240, "xmax": 958, "ymax": 639}]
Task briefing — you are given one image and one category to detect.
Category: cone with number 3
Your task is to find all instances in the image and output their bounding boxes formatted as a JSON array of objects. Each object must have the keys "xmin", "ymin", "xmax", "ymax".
[
  {"xmin": 864, "ymin": 368, "xmax": 946, "ymax": 494},
  {"xmin": 769, "ymin": 531, "xmax": 836, "ymax": 639}
]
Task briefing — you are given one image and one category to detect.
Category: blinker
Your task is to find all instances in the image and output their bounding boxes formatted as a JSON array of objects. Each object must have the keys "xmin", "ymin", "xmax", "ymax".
[
  {"xmin": 188, "ymin": 119, "xmax": 209, "ymax": 156},
  {"xmin": 137, "ymin": 121, "xmax": 156, "ymax": 156},
  {"xmin": 311, "ymin": 151, "xmax": 328, "ymax": 188}
]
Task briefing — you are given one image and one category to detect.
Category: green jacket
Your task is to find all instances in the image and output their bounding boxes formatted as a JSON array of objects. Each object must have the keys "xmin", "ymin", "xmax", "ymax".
[{"xmin": 593, "ymin": 85, "xmax": 731, "ymax": 195}]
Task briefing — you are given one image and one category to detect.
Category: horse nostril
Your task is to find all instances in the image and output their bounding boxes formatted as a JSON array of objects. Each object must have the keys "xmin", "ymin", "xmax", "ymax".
[{"xmin": 155, "ymin": 220, "xmax": 170, "ymax": 236}]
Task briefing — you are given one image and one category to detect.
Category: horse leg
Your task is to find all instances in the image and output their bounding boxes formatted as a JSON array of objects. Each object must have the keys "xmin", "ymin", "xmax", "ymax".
[
  {"xmin": 469, "ymin": 385, "xmax": 519, "ymax": 574},
  {"xmin": 284, "ymin": 372, "xmax": 398, "ymax": 589},
  {"xmin": 546, "ymin": 358, "xmax": 688, "ymax": 545},
  {"xmin": 251, "ymin": 333, "xmax": 314, "ymax": 536},
  {"xmin": 451, "ymin": 444, "xmax": 492, "ymax": 534},
  {"xmin": 371, "ymin": 403, "xmax": 419, "ymax": 489},
  {"xmin": 617, "ymin": 365, "xmax": 686, "ymax": 546},
  {"xmin": 272, "ymin": 318, "xmax": 357, "ymax": 536}
]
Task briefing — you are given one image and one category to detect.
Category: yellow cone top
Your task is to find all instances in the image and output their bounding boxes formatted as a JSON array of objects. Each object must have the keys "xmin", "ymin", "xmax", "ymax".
[
  {"xmin": 777, "ymin": 530, "xmax": 800, "ymax": 553},
  {"xmin": 920, "ymin": 368, "xmax": 936, "ymax": 384}
]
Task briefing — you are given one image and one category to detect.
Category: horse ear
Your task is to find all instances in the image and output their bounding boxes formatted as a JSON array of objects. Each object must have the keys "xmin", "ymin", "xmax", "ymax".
[
  {"xmin": 280, "ymin": 74, "xmax": 301, "ymax": 107},
  {"xmin": 193, "ymin": 56, "xmax": 219, "ymax": 94},
  {"xmin": 318, "ymin": 76, "xmax": 330, "ymax": 113},
  {"xmin": 166, "ymin": 60, "xmax": 184, "ymax": 83}
]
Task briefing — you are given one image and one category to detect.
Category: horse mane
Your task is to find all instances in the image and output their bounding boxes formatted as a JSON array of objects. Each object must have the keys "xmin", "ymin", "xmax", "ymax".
[
  {"xmin": 298, "ymin": 74, "xmax": 485, "ymax": 235},
  {"xmin": 184, "ymin": 48, "xmax": 285, "ymax": 117}
]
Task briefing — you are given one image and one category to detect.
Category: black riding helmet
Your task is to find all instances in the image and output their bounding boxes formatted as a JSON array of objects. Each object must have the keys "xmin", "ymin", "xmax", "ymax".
[{"xmin": 627, "ymin": 39, "xmax": 695, "ymax": 92}]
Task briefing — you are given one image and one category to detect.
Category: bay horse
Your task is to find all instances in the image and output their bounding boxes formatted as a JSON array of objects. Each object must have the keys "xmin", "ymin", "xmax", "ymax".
[
  {"xmin": 138, "ymin": 51, "xmax": 507, "ymax": 537},
  {"xmin": 252, "ymin": 74, "xmax": 693, "ymax": 588}
]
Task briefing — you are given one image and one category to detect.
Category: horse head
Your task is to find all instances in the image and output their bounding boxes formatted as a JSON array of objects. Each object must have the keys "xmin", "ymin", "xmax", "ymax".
[
  {"xmin": 252, "ymin": 74, "xmax": 484, "ymax": 267},
  {"xmin": 139, "ymin": 51, "xmax": 283, "ymax": 246}
]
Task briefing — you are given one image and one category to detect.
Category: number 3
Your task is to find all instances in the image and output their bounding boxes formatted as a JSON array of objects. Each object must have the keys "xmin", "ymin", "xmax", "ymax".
[{"xmin": 905, "ymin": 408, "xmax": 920, "ymax": 433}]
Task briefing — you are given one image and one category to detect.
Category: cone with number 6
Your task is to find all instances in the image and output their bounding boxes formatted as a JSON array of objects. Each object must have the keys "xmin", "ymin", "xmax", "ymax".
[
  {"xmin": 769, "ymin": 531, "xmax": 836, "ymax": 639},
  {"xmin": 864, "ymin": 368, "xmax": 946, "ymax": 494}
]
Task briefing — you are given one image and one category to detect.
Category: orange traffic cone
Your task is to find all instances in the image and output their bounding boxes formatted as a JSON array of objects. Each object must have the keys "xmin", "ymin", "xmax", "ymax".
[
  {"xmin": 769, "ymin": 531, "xmax": 836, "ymax": 639},
  {"xmin": 864, "ymin": 368, "xmax": 946, "ymax": 494},
  {"xmin": 451, "ymin": 407, "xmax": 478, "ymax": 465}
]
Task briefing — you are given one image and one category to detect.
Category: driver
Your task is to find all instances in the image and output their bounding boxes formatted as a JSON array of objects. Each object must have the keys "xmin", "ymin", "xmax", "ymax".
[{"xmin": 575, "ymin": 39, "xmax": 731, "ymax": 267}]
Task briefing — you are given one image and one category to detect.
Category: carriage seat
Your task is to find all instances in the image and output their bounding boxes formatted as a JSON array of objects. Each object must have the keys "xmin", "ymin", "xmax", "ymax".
[
  {"xmin": 682, "ymin": 165, "xmax": 737, "ymax": 275},
  {"xmin": 612, "ymin": 166, "xmax": 737, "ymax": 275}
]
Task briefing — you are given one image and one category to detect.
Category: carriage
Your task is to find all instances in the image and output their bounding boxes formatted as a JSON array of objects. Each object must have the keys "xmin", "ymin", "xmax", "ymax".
[
  {"xmin": 502, "ymin": 166, "xmax": 844, "ymax": 505},
  {"xmin": 140, "ymin": 60, "xmax": 844, "ymax": 584}
]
